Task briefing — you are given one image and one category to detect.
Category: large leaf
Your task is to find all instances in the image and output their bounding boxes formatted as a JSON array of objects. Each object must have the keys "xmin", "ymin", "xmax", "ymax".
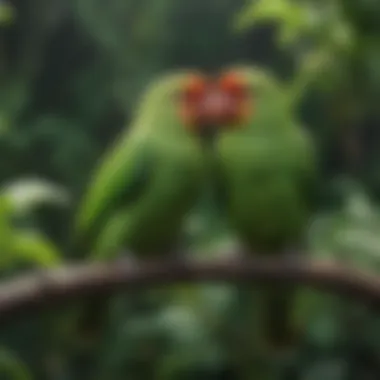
[
  {"xmin": 234, "ymin": 0, "xmax": 356, "ymax": 99},
  {"xmin": 11, "ymin": 231, "xmax": 62, "ymax": 268},
  {"xmin": 0, "ymin": 184, "xmax": 63, "ymax": 269},
  {"xmin": 234, "ymin": 0, "xmax": 311, "ymax": 45},
  {"xmin": 234, "ymin": 0, "xmax": 354, "ymax": 48},
  {"xmin": 0, "ymin": 1, "xmax": 15, "ymax": 26},
  {"xmin": 0, "ymin": 195, "xmax": 16, "ymax": 259},
  {"xmin": 0, "ymin": 347, "xmax": 32, "ymax": 380},
  {"xmin": 0, "ymin": 178, "xmax": 70, "ymax": 216}
]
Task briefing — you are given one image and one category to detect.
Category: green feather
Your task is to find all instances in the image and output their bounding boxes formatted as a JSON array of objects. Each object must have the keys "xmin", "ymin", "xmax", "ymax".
[{"xmin": 215, "ymin": 65, "xmax": 318, "ymax": 368}]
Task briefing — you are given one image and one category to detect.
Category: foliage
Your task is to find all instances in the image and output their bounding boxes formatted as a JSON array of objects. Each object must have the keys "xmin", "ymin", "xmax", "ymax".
[
  {"xmin": 0, "ymin": 0, "xmax": 378, "ymax": 379},
  {"xmin": 0, "ymin": 347, "xmax": 32, "ymax": 380},
  {"xmin": 0, "ymin": 1, "xmax": 15, "ymax": 27},
  {"xmin": 0, "ymin": 178, "xmax": 64, "ymax": 269},
  {"xmin": 234, "ymin": 0, "xmax": 380, "ymax": 197}
]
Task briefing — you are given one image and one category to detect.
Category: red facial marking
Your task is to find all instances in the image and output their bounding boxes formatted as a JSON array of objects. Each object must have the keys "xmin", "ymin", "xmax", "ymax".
[
  {"xmin": 179, "ymin": 72, "xmax": 252, "ymax": 132},
  {"xmin": 217, "ymin": 71, "xmax": 253, "ymax": 126},
  {"xmin": 219, "ymin": 72, "xmax": 246, "ymax": 96},
  {"xmin": 179, "ymin": 75, "xmax": 208, "ymax": 128},
  {"xmin": 183, "ymin": 75, "xmax": 207, "ymax": 100}
]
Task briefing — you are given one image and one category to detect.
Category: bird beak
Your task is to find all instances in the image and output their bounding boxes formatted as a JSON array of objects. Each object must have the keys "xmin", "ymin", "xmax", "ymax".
[
  {"xmin": 216, "ymin": 72, "xmax": 252, "ymax": 126},
  {"xmin": 201, "ymin": 89, "xmax": 231, "ymax": 121},
  {"xmin": 197, "ymin": 88, "xmax": 233, "ymax": 142}
]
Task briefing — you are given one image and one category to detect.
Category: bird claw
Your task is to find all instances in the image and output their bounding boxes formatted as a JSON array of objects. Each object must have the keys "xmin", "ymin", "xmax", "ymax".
[
  {"xmin": 262, "ymin": 338, "xmax": 298, "ymax": 362},
  {"xmin": 267, "ymin": 324, "xmax": 302, "ymax": 355}
]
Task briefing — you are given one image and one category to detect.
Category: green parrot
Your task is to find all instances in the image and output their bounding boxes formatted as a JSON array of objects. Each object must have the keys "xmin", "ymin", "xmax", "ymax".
[
  {"xmin": 213, "ymin": 65, "xmax": 318, "ymax": 359},
  {"xmin": 74, "ymin": 70, "xmax": 221, "ymax": 260},
  {"xmin": 71, "ymin": 70, "xmax": 223, "ymax": 342}
]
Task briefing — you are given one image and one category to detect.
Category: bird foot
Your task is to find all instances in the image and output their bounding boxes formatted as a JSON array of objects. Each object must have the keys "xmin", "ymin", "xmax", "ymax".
[
  {"xmin": 262, "ymin": 328, "xmax": 301, "ymax": 360},
  {"xmin": 262, "ymin": 343, "xmax": 296, "ymax": 363}
]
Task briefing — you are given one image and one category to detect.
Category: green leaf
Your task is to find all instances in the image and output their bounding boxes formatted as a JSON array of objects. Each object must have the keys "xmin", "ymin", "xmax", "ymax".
[
  {"xmin": 0, "ymin": 347, "xmax": 32, "ymax": 380},
  {"xmin": 12, "ymin": 231, "xmax": 62, "ymax": 268},
  {"xmin": 0, "ymin": 178, "xmax": 70, "ymax": 216},
  {"xmin": 0, "ymin": 196, "xmax": 16, "ymax": 263},
  {"xmin": 234, "ymin": 0, "xmax": 313, "ymax": 48},
  {"xmin": 234, "ymin": 0, "xmax": 299, "ymax": 31},
  {"xmin": 0, "ymin": 2, "xmax": 15, "ymax": 27}
]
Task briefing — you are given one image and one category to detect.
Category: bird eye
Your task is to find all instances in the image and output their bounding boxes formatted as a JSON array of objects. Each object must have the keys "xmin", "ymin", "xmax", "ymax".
[
  {"xmin": 183, "ymin": 75, "xmax": 207, "ymax": 100},
  {"xmin": 219, "ymin": 72, "xmax": 247, "ymax": 96}
]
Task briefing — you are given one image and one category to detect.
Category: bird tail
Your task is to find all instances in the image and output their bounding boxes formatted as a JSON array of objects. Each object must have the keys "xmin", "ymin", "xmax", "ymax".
[
  {"xmin": 74, "ymin": 298, "xmax": 111, "ymax": 346},
  {"xmin": 260, "ymin": 284, "xmax": 297, "ymax": 351},
  {"xmin": 236, "ymin": 284, "xmax": 297, "ymax": 352}
]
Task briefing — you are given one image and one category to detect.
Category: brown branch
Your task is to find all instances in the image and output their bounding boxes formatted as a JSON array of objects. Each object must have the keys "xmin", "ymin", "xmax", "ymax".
[{"xmin": 0, "ymin": 257, "xmax": 379, "ymax": 324}]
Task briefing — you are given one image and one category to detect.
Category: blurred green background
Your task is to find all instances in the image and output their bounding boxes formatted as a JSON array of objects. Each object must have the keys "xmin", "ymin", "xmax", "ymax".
[{"xmin": 0, "ymin": 0, "xmax": 379, "ymax": 379}]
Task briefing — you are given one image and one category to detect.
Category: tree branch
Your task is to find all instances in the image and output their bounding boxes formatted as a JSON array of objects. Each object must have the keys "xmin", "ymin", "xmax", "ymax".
[{"xmin": 0, "ymin": 257, "xmax": 379, "ymax": 324}]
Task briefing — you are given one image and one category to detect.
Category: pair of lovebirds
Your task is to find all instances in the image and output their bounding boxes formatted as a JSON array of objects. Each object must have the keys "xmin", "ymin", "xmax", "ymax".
[{"xmin": 74, "ymin": 65, "xmax": 317, "ymax": 354}]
